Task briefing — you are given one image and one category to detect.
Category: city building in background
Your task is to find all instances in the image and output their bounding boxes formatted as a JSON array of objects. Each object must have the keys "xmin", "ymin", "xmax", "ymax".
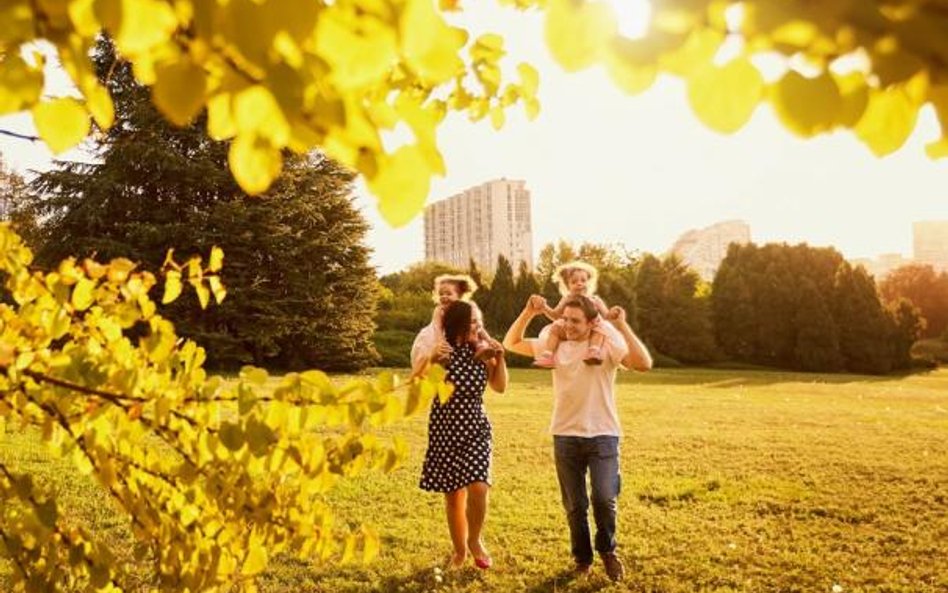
[
  {"xmin": 913, "ymin": 220, "xmax": 948, "ymax": 273},
  {"xmin": 850, "ymin": 253, "xmax": 914, "ymax": 280},
  {"xmin": 424, "ymin": 178, "xmax": 533, "ymax": 274},
  {"xmin": 668, "ymin": 219, "xmax": 752, "ymax": 281}
]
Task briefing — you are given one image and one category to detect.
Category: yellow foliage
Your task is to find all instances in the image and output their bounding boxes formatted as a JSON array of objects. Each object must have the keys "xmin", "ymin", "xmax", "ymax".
[
  {"xmin": 687, "ymin": 58, "xmax": 764, "ymax": 134},
  {"xmin": 0, "ymin": 223, "xmax": 453, "ymax": 590},
  {"xmin": 32, "ymin": 97, "xmax": 90, "ymax": 154},
  {"xmin": 854, "ymin": 86, "xmax": 919, "ymax": 156},
  {"xmin": 768, "ymin": 70, "xmax": 841, "ymax": 137}
]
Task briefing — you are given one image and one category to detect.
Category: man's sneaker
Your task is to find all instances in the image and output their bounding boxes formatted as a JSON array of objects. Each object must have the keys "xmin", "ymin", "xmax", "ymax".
[
  {"xmin": 600, "ymin": 552, "xmax": 625, "ymax": 581},
  {"xmin": 533, "ymin": 351, "xmax": 556, "ymax": 368},
  {"xmin": 573, "ymin": 562, "xmax": 591, "ymax": 576},
  {"xmin": 583, "ymin": 345, "xmax": 604, "ymax": 365}
]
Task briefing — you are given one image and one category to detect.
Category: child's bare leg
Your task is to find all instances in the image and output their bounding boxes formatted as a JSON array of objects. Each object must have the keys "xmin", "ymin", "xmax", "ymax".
[
  {"xmin": 534, "ymin": 324, "xmax": 562, "ymax": 368},
  {"xmin": 584, "ymin": 328, "xmax": 606, "ymax": 365}
]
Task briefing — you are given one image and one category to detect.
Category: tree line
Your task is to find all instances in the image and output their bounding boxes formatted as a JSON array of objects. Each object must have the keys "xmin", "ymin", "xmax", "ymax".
[{"xmin": 376, "ymin": 242, "xmax": 940, "ymax": 375}]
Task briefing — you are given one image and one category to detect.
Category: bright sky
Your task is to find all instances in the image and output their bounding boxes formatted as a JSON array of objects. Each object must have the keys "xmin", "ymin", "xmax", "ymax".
[{"xmin": 3, "ymin": 2, "xmax": 947, "ymax": 276}]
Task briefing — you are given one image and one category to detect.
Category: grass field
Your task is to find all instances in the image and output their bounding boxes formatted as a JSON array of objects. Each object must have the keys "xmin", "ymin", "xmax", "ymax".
[{"xmin": 3, "ymin": 367, "xmax": 948, "ymax": 592}]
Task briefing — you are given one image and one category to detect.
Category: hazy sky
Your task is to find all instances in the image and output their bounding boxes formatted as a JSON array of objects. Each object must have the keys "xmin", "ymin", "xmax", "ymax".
[{"xmin": 3, "ymin": 1, "xmax": 947, "ymax": 275}]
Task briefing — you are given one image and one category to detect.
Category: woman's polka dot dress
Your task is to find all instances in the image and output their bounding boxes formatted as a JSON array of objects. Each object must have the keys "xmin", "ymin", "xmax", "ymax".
[{"xmin": 419, "ymin": 343, "xmax": 493, "ymax": 493}]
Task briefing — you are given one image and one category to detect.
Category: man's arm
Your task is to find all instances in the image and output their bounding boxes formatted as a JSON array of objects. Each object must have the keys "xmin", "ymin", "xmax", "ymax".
[
  {"xmin": 609, "ymin": 306, "xmax": 653, "ymax": 371},
  {"xmin": 503, "ymin": 296, "xmax": 544, "ymax": 357}
]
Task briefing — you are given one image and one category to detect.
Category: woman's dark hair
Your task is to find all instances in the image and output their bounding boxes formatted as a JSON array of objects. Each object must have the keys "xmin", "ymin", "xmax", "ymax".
[{"xmin": 442, "ymin": 300, "xmax": 473, "ymax": 346}]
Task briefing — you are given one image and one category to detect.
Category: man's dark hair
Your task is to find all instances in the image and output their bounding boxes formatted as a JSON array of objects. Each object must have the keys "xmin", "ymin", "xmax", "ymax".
[{"xmin": 562, "ymin": 295, "xmax": 598, "ymax": 321}]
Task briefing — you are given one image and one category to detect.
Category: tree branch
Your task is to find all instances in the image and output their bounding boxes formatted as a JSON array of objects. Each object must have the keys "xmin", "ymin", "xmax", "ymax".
[{"xmin": 0, "ymin": 129, "xmax": 40, "ymax": 142}]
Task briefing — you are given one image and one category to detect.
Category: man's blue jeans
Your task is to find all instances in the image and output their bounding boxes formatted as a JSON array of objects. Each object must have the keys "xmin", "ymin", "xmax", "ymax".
[{"xmin": 553, "ymin": 435, "xmax": 621, "ymax": 566}]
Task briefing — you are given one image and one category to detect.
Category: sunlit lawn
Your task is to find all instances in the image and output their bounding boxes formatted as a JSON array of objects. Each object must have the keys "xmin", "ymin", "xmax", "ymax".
[{"xmin": 3, "ymin": 368, "xmax": 948, "ymax": 592}]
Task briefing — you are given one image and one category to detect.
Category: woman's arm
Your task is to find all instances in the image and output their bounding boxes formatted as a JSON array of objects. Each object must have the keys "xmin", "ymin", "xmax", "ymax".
[{"xmin": 485, "ymin": 338, "xmax": 508, "ymax": 393}]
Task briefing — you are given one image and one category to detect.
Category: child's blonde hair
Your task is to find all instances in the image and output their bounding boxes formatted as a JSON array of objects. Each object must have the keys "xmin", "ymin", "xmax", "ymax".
[
  {"xmin": 553, "ymin": 261, "xmax": 599, "ymax": 297},
  {"xmin": 432, "ymin": 274, "xmax": 478, "ymax": 304}
]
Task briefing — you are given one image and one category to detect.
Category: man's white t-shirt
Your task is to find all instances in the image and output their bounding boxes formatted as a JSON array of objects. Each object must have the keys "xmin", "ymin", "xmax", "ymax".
[{"xmin": 531, "ymin": 322, "xmax": 629, "ymax": 437}]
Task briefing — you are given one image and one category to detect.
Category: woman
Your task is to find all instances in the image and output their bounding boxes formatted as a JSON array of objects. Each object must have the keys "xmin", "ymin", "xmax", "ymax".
[{"xmin": 414, "ymin": 300, "xmax": 508, "ymax": 569}]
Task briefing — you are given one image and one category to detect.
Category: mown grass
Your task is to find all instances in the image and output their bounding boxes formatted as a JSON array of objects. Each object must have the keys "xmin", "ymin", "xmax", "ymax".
[{"xmin": 3, "ymin": 368, "xmax": 948, "ymax": 592}]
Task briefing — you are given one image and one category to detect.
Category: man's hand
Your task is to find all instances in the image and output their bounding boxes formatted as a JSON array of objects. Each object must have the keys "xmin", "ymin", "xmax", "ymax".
[{"xmin": 610, "ymin": 306, "xmax": 626, "ymax": 324}]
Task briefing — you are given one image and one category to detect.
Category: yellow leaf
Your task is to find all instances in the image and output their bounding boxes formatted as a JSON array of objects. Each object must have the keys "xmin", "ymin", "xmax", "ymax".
[
  {"xmin": 0, "ymin": 53, "xmax": 44, "ymax": 114},
  {"xmin": 233, "ymin": 85, "xmax": 290, "ymax": 145},
  {"xmin": 242, "ymin": 537, "xmax": 268, "ymax": 575},
  {"xmin": 925, "ymin": 138, "xmax": 948, "ymax": 159},
  {"xmin": 208, "ymin": 246, "xmax": 224, "ymax": 272},
  {"xmin": 228, "ymin": 134, "xmax": 283, "ymax": 195},
  {"xmin": 437, "ymin": 381, "xmax": 454, "ymax": 404},
  {"xmin": 834, "ymin": 72, "xmax": 869, "ymax": 128},
  {"xmin": 208, "ymin": 275, "xmax": 227, "ymax": 304},
  {"xmin": 103, "ymin": 0, "xmax": 178, "ymax": 55},
  {"xmin": 524, "ymin": 97, "xmax": 540, "ymax": 120},
  {"xmin": 769, "ymin": 70, "xmax": 840, "ymax": 137},
  {"xmin": 401, "ymin": 0, "xmax": 468, "ymax": 84},
  {"xmin": 163, "ymin": 270, "xmax": 182, "ymax": 304},
  {"xmin": 68, "ymin": 0, "xmax": 100, "ymax": 36},
  {"xmin": 545, "ymin": 0, "xmax": 617, "ymax": 72},
  {"xmin": 472, "ymin": 33, "xmax": 505, "ymax": 63},
  {"xmin": 153, "ymin": 58, "xmax": 206, "ymax": 126},
  {"xmin": 194, "ymin": 281, "xmax": 210, "ymax": 309},
  {"xmin": 369, "ymin": 145, "xmax": 431, "ymax": 227},
  {"xmin": 86, "ymin": 83, "xmax": 114, "ymax": 129},
  {"xmin": 207, "ymin": 93, "xmax": 236, "ymax": 140},
  {"xmin": 687, "ymin": 58, "xmax": 763, "ymax": 134},
  {"xmin": 71, "ymin": 277, "xmax": 95, "ymax": 311},
  {"xmin": 490, "ymin": 105, "xmax": 505, "ymax": 130},
  {"xmin": 854, "ymin": 87, "xmax": 918, "ymax": 156},
  {"xmin": 32, "ymin": 98, "xmax": 90, "ymax": 154},
  {"xmin": 659, "ymin": 28, "xmax": 722, "ymax": 77},
  {"xmin": 605, "ymin": 41, "xmax": 657, "ymax": 96},
  {"xmin": 315, "ymin": 11, "xmax": 399, "ymax": 90},
  {"xmin": 518, "ymin": 62, "xmax": 539, "ymax": 97}
]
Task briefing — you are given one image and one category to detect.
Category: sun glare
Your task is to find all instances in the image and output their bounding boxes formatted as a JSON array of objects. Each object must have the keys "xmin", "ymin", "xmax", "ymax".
[{"xmin": 604, "ymin": 0, "xmax": 652, "ymax": 39}]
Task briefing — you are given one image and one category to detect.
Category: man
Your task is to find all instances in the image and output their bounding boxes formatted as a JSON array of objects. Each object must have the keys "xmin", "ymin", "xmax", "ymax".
[{"xmin": 503, "ymin": 294, "xmax": 652, "ymax": 581}]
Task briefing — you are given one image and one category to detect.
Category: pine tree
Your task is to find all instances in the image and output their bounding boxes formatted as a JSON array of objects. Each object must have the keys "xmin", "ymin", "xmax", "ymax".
[{"xmin": 483, "ymin": 255, "xmax": 517, "ymax": 336}]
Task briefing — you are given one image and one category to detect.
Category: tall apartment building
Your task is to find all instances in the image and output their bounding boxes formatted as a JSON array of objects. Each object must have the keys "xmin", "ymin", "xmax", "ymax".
[
  {"xmin": 913, "ymin": 220, "xmax": 948, "ymax": 273},
  {"xmin": 424, "ymin": 178, "xmax": 533, "ymax": 274},
  {"xmin": 668, "ymin": 220, "xmax": 752, "ymax": 281}
]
